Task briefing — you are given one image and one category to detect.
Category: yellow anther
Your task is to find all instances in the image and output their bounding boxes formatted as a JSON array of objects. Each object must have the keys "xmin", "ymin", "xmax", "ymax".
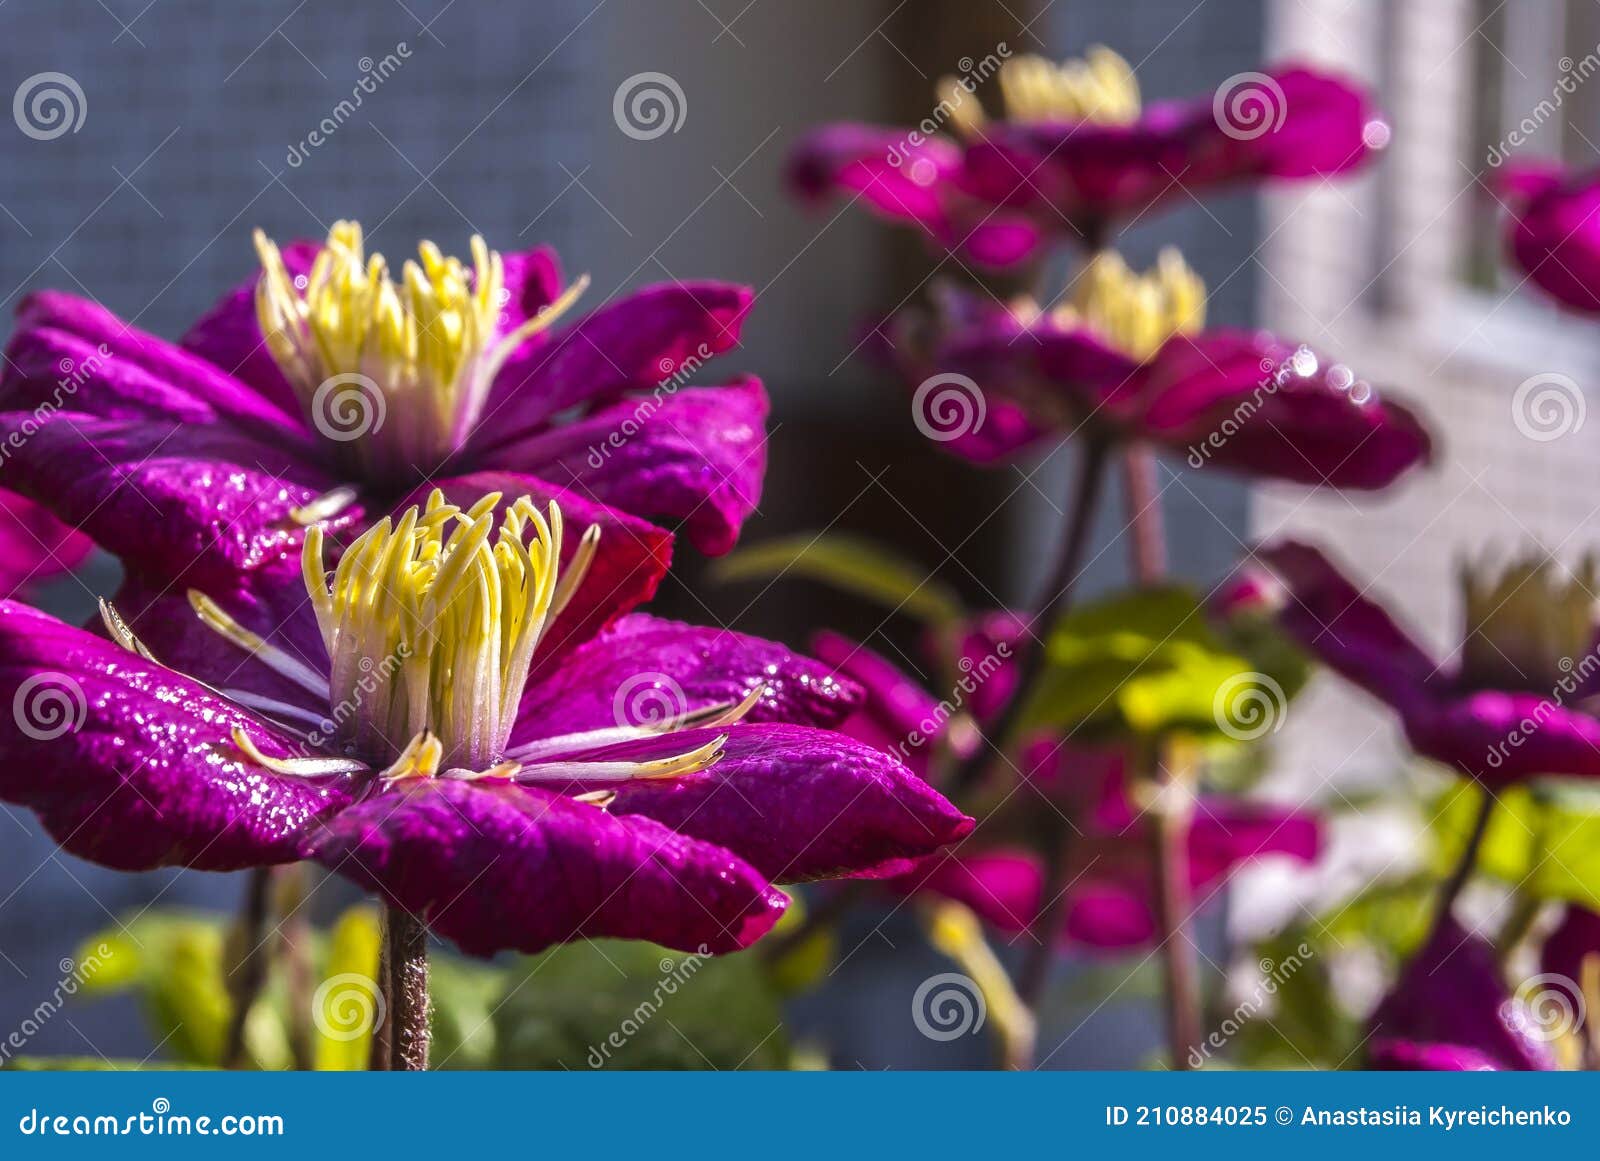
[
  {"xmin": 938, "ymin": 46, "xmax": 1139, "ymax": 137},
  {"xmin": 252, "ymin": 220, "xmax": 587, "ymax": 481},
  {"xmin": 303, "ymin": 493, "xmax": 592, "ymax": 770},
  {"xmin": 1051, "ymin": 248, "xmax": 1205, "ymax": 361},
  {"xmin": 1459, "ymin": 553, "xmax": 1600, "ymax": 690}
]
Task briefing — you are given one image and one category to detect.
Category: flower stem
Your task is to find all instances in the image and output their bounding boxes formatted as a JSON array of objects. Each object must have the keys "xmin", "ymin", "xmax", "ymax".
[
  {"xmin": 1429, "ymin": 787, "xmax": 1497, "ymax": 943},
  {"xmin": 1015, "ymin": 823, "xmax": 1073, "ymax": 1021},
  {"xmin": 222, "ymin": 867, "xmax": 272, "ymax": 1069},
  {"xmin": 952, "ymin": 437, "xmax": 1110, "ymax": 792},
  {"xmin": 1147, "ymin": 744, "xmax": 1201, "ymax": 1069},
  {"xmin": 1120, "ymin": 443, "xmax": 1166, "ymax": 585},
  {"xmin": 385, "ymin": 905, "xmax": 430, "ymax": 1071}
]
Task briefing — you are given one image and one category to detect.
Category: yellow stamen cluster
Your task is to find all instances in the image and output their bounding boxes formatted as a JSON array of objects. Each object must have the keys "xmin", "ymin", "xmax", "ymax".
[
  {"xmin": 939, "ymin": 46, "xmax": 1140, "ymax": 136},
  {"xmin": 1051, "ymin": 248, "xmax": 1205, "ymax": 361},
  {"xmin": 254, "ymin": 221, "xmax": 586, "ymax": 481},
  {"xmin": 302, "ymin": 489, "xmax": 596, "ymax": 770},
  {"xmin": 1460, "ymin": 554, "xmax": 1600, "ymax": 691}
]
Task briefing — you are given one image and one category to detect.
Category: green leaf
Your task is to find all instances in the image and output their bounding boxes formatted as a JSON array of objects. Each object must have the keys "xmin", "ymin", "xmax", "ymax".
[
  {"xmin": 1432, "ymin": 782, "xmax": 1600, "ymax": 911},
  {"xmin": 710, "ymin": 533, "xmax": 964, "ymax": 627},
  {"xmin": 311, "ymin": 906, "xmax": 383, "ymax": 1071},
  {"xmin": 1020, "ymin": 585, "xmax": 1260, "ymax": 741},
  {"xmin": 428, "ymin": 955, "xmax": 507, "ymax": 1070},
  {"xmin": 493, "ymin": 941, "xmax": 787, "ymax": 1070}
]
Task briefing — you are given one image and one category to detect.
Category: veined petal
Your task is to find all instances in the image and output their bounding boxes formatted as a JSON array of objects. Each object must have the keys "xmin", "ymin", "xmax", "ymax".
[
  {"xmin": 0, "ymin": 601, "xmax": 351, "ymax": 871},
  {"xmin": 478, "ymin": 379, "xmax": 768, "ymax": 556},
  {"xmin": 308, "ymin": 778, "xmax": 786, "ymax": 957}
]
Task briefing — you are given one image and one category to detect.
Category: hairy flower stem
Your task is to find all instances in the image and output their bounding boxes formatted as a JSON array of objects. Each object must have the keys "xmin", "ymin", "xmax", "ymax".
[
  {"xmin": 1429, "ymin": 788, "xmax": 1497, "ymax": 945},
  {"xmin": 222, "ymin": 867, "xmax": 272, "ymax": 1069},
  {"xmin": 386, "ymin": 905, "xmax": 430, "ymax": 1070},
  {"xmin": 952, "ymin": 437, "xmax": 1110, "ymax": 794}
]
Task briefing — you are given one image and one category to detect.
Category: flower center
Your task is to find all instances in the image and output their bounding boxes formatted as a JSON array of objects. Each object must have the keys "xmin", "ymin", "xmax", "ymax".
[
  {"xmin": 1049, "ymin": 248, "xmax": 1205, "ymax": 361},
  {"xmin": 1459, "ymin": 554, "xmax": 1600, "ymax": 691},
  {"xmin": 253, "ymin": 221, "xmax": 586, "ymax": 484},
  {"xmin": 298, "ymin": 489, "xmax": 598, "ymax": 770},
  {"xmin": 939, "ymin": 46, "xmax": 1139, "ymax": 136}
]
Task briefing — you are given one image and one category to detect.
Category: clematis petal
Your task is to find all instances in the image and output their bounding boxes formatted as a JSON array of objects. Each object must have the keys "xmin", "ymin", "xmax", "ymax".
[
  {"xmin": 1498, "ymin": 162, "xmax": 1600, "ymax": 314},
  {"xmin": 0, "ymin": 601, "xmax": 351, "ymax": 871},
  {"xmin": 1402, "ymin": 690, "xmax": 1600, "ymax": 787},
  {"xmin": 479, "ymin": 379, "xmax": 768, "ymax": 556},
  {"xmin": 510, "ymin": 612, "xmax": 860, "ymax": 753},
  {"xmin": 179, "ymin": 239, "xmax": 321, "ymax": 416},
  {"xmin": 1368, "ymin": 919, "xmax": 1557, "ymax": 1071},
  {"xmin": 810, "ymin": 630, "xmax": 944, "ymax": 764},
  {"xmin": 887, "ymin": 850, "xmax": 1042, "ymax": 933},
  {"xmin": 1135, "ymin": 332, "xmax": 1432, "ymax": 488},
  {"xmin": 476, "ymin": 281, "xmax": 753, "ymax": 445},
  {"xmin": 602, "ymin": 723, "xmax": 974, "ymax": 882},
  {"xmin": 0, "ymin": 490, "xmax": 92, "ymax": 597},
  {"xmin": 1254, "ymin": 540, "xmax": 1441, "ymax": 709},
  {"xmin": 307, "ymin": 778, "xmax": 786, "ymax": 957}
]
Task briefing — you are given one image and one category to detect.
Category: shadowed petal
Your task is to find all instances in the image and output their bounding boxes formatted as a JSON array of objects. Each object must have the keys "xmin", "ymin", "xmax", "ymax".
[
  {"xmin": 481, "ymin": 379, "xmax": 768, "ymax": 556},
  {"xmin": 0, "ymin": 491, "xmax": 92, "ymax": 597},
  {"xmin": 309, "ymin": 778, "xmax": 786, "ymax": 957}
]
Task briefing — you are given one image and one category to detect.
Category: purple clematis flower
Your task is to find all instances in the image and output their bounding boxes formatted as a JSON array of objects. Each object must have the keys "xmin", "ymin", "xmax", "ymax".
[
  {"xmin": 0, "ymin": 490, "xmax": 92, "ymax": 597},
  {"xmin": 1495, "ymin": 160, "xmax": 1600, "ymax": 313},
  {"xmin": 1368, "ymin": 920, "xmax": 1556, "ymax": 1070},
  {"xmin": 811, "ymin": 627, "xmax": 1319, "ymax": 949},
  {"xmin": 0, "ymin": 489, "xmax": 973, "ymax": 958},
  {"xmin": 0, "ymin": 221, "xmax": 765, "ymax": 655},
  {"xmin": 877, "ymin": 252, "xmax": 1432, "ymax": 487},
  {"xmin": 1251, "ymin": 540, "xmax": 1600, "ymax": 787},
  {"xmin": 788, "ymin": 47, "xmax": 1382, "ymax": 268}
]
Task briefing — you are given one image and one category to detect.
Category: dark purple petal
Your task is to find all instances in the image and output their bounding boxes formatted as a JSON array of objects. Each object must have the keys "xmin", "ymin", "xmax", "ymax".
[
  {"xmin": 412, "ymin": 472, "xmax": 672, "ymax": 679},
  {"xmin": 479, "ymin": 379, "xmax": 768, "ymax": 556},
  {"xmin": 0, "ymin": 601, "xmax": 350, "ymax": 871},
  {"xmin": 603, "ymin": 723, "xmax": 974, "ymax": 882},
  {"xmin": 309, "ymin": 778, "xmax": 786, "ymax": 957},
  {"xmin": 1137, "ymin": 332, "xmax": 1432, "ymax": 488},
  {"xmin": 1403, "ymin": 690, "xmax": 1600, "ymax": 787},
  {"xmin": 964, "ymin": 66, "xmax": 1379, "ymax": 235},
  {"xmin": 809, "ymin": 630, "xmax": 942, "ymax": 758},
  {"xmin": 476, "ymin": 281, "xmax": 754, "ymax": 445},
  {"xmin": 1255, "ymin": 540, "xmax": 1441, "ymax": 709},
  {"xmin": 1500, "ymin": 163, "xmax": 1600, "ymax": 314},
  {"xmin": 0, "ymin": 490, "xmax": 92, "ymax": 597},
  {"xmin": 511, "ymin": 614, "xmax": 860, "ymax": 750},
  {"xmin": 1368, "ymin": 920, "xmax": 1557, "ymax": 1071},
  {"xmin": 179, "ymin": 240, "xmax": 320, "ymax": 417},
  {"xmin": 885, "ymin": 849, "xmax": 1041, "ymax": 933}
]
